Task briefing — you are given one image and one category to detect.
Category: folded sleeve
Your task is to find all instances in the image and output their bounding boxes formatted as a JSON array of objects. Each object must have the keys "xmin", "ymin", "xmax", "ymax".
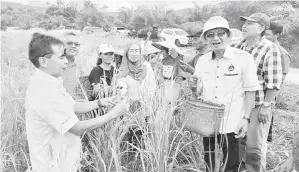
[
  {"xmin": 36, "ymin": 93, "xmax": 79, "ymax": 134},
  {"xmin": 263, "ymin": 44, "xmax": 283, "ymax": 90}
]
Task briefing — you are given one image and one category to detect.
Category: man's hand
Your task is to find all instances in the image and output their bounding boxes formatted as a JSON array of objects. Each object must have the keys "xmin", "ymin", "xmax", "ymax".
[
  {"xmin": 111, "ymin": 98, "xmax": 129, "ymax": 117},
  {"xmin": 234, "ymin": 119, "xmax": 249, "ymax": 138},
  {"xmin": 101, "ymin": 96, "xmax": 125, "ymax": 107},
  {"xmin": 278, "ymin": 154, "xmax": 294, "ymax": 172},
  {"xmin": 258, "ymin": 105, "xmax": 271, "ymax": 124},
  {"xmin": 169, "ymin": 48, "xmax": 179, "ymax": 59},
  {"xmin": 179, "ymin": 60, "xmax": 195, "ymax": 74}
]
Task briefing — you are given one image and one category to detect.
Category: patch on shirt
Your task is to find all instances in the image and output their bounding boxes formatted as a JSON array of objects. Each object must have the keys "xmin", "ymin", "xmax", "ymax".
[
  {"xmin": 224, "ymin": 64, "xmax": 238, "ymax": 76},
  {"xmin": 228, "ymin": 64, "xmax": 235, "ymax": 72},
  {"xmin": 162, "ymin": 65, "xmax": 174, "ymax": 79}
]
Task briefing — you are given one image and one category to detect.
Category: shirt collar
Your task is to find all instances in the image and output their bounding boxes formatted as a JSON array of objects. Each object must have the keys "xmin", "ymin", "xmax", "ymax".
[
  {"xmin": 33, "ymin": 68, "xmax": 63, "ymax": 87},
  {"xmin": 243, "ymin": 36, "xmax": 266, "ymax": 50},
  {"xmin": 211, "ymin": 45, "xmax": 234, "ymax": 60}
]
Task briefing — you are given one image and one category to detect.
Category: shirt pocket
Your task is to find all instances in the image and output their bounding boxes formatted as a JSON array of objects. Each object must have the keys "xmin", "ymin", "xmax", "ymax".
[
  {"xmin": 224, "ymin": 73, "xmax": 241, "ymax": 87},
  {"xmin": 201, "ymin": 71, "xmax": 212, "ymax": 82}
]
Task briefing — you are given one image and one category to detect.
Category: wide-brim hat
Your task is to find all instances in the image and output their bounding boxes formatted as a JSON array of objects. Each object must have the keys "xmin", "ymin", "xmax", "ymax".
[
  {"xmin": 200, "ymin": 16, "xmax": 232, "ymax": 41},
  {"xmin": 143, "ymin": 43, "xmax": 161, "ymax": 55}
]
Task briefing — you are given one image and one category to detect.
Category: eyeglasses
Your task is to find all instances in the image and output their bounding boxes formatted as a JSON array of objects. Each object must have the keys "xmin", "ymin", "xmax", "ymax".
[
  {"xmin": 205, "ymin": 31, "xmax": 227, "ymax": 39},
  {"xmin": 129, "ymin": 49, "xmax": 140, "ymax": 53},
  {"xmin": 66, "ymin": 41, "xmax": 81, "ymax": 47},
  {"xmin": 103, "ymin": 52, "xmax": 114, "ymax": 56}
]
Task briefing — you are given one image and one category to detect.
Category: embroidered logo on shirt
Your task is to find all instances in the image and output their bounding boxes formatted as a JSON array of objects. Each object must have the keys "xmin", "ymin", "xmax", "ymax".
[
  {"xmin": 224, "ymin": 64, "xmax": 238, "ymax": 76},
  {"xmin": 228, "ymin": 64, "xmax": 235, "ymax": 72},
  {"xmin": 162, "ymin": 65, "xmax": 174, "ymax": 79}
]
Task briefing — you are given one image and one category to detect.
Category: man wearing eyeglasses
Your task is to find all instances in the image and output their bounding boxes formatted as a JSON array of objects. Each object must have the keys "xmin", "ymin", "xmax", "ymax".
[
  {"xmin": 191, "ymin": 16, "xmax": 260, "ymax": 172},
  {"xmin": 61, "ymin": 32, "xmax": 82, "ymax": 99},
  {"xmin": 232, "ymin": 13, "xmax": 283, "ymax": 172}
]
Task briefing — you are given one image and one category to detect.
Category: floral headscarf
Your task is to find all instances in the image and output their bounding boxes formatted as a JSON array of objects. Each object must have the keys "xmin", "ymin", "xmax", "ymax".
[{"xmin": 117, "ymin": 43, "xmax": 147, "ymax": 81}]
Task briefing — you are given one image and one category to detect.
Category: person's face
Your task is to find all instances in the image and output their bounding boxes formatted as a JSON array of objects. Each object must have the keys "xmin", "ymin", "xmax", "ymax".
[
  {"xmin": 192, "ymin": 37, "xmax": 202, "ymax": 47},
  {"xmin": 39, "ymin": 44, "xmax": 68, "ymax": 78},
  {"xmin": 205, "ymin": 28, "xmax": 230, "ymax": 51},
  {"xmin": 127, "ymin": 44, "xmax": 141, "ymax": 63},
  {"xmin": 64, "ymin": 35, "xmax": 80, "ymax": 57},
  {"xmin": 242, "ymin": 20, "xmax": 265, "ymax": 38},
  {"xmin": 100, "ymin": 52, "xmax": 114, "ymax": 64},
  {"xmin": 161, "ymin": 49, "xmax": 168, "ymax": 58},
  {"xmin": 265, "ymin": 30, "xmax": 278, "ymax": 42}
]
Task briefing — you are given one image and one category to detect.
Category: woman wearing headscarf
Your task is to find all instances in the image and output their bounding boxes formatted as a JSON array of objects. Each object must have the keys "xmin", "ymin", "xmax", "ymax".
[
  {"xmin": 117, "ymin": 42, "xmax": 157, "ymax": 154},
  {"xmin": 117, "ymin": 42, "xmax": 157, "ymax": 102}
]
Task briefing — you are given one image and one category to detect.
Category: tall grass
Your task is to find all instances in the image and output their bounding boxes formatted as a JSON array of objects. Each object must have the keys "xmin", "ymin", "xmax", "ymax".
[{"xmin": 1, "ymin": 31, "xmax": 298, "ymax": 172}]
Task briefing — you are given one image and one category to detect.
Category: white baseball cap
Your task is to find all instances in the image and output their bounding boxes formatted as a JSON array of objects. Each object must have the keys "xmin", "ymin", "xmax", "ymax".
[
  {"xmin": 200, "ymin": 16, "xmax": 231, "ymax": 40},
  {"xmin": 98, "ymin": 44, "xmax": 115, "ymax": 54}
]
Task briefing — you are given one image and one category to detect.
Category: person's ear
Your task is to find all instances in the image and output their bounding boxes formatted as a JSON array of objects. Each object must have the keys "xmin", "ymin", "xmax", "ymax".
[
  {"xmin": 259, "ymin": 24, "xmax": 266, "ymax": 34},
  {"xmin": 38, "ymin": 57, "xmax": 48, "ymax": 68}
]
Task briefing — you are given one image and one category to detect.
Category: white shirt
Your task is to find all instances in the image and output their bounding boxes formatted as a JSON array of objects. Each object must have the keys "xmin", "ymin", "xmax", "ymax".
[
  {"xmin": 121, "ymin": 62, "xmax": 157, "ymax": 102},
  {"xmin": 194, "ymin": 45, "xmax": 261, "ymax": 134},
  {"xmin": 25, "ymin": 69, "xmax": 81, "ymax": 172}
]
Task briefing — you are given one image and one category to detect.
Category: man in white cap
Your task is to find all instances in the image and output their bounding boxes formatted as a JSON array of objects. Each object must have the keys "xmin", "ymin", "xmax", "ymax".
[
  {"xmin": 191, "ymin": 16, "xmax": 260, "ymax": 172},
  {"xmin": 232, "ymin": 13, "xmax": 283, "ymax": 172}
]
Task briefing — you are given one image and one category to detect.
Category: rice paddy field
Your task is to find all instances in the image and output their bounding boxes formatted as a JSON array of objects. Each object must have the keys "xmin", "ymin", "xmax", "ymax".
[{"xmin": 1, "ymin": 31, "xmax": 298, "ymax": 172}]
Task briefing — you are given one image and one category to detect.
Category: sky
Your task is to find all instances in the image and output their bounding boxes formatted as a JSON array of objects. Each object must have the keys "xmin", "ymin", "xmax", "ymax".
[{"xmin": 3, "ymin": 0, "xmax": 220, "ymax": 11}]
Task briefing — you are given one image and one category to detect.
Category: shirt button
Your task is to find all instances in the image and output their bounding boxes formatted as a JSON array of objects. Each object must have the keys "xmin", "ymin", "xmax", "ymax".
[
  {"xmin": 216, "ymin": 86, "xmax": 218, "ymax": 88},
  {"xmin": 215, "ymin": 96, "xmax": 217, "ymax": 99},
  {"xmin": 217, "ymin": 66, "xmax": 219, "ymax": 68},
  {"xmin": 217, "ymin": 76, "xmax": 219, "ymax": 78}
]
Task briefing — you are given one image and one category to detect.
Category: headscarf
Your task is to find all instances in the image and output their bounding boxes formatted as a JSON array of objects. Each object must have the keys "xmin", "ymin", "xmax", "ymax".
[{"xmin": 117, "ymin": 43, "xmax": 147, "ymax": 81}]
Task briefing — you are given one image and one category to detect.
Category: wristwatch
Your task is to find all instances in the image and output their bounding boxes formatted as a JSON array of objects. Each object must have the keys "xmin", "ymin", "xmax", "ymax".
[
  {"xmin": 262, "ymin": 102, "xmax": 271, "ymax": 107},
  {"xmin": 242, "ymin": 116, "xmax": 250, "ymax": 123}
]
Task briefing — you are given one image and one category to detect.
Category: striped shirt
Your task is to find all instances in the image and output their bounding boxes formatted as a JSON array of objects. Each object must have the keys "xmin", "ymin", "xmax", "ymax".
[{"xmin": 232, "ymin": 37, "xmax": 283, "ymax": 105}]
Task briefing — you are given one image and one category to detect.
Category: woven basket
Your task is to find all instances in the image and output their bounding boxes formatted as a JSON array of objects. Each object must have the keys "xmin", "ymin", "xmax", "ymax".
[{"xmin": 179, "ymin": 98, "xmax": 225, "ymax": 137}]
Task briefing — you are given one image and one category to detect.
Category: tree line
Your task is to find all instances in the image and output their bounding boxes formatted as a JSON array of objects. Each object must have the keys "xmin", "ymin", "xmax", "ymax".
[{"xmin": 1, "ymin": 0, "xmax": 299, "ymax": 66}]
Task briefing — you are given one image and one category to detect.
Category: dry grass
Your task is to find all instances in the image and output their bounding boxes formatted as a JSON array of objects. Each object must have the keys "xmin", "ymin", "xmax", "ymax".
[{"xmin": 1, "ymin": 31, "xmax": 298, "ymax": 172}]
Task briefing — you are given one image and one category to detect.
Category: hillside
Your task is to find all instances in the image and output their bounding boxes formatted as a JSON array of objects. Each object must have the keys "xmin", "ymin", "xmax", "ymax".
[{"xmin": 1, "ymin": 1, "xmax": 47, "ymax": 12}]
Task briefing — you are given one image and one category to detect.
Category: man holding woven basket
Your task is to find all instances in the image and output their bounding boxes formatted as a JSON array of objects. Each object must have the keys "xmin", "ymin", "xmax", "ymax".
[{"xmin": 191, "ymin": 16, "xmax": 261, "ymax": 172}]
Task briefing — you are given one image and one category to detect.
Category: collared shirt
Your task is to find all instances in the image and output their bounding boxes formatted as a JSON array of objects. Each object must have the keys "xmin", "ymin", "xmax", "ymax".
[
  {"xmin": 232, "ymin": 37, "xmax": 283, "ymax": 105},
  {"xmin": 62, "ymin": 62, "xmax": 79, "ymax": 95},
  {"xmin": 25, "ymin": 69, "xmax": 81, "ymax": 172},
  {"xmin": 194, "ymin": 45, "xmax": 260, "ymax": 134}
]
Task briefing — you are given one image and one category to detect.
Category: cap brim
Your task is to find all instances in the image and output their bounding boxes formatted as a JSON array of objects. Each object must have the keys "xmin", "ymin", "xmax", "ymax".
[
  {"xmin": 143, "ymin": 44, "xmax": 161, "ymax": 55},
  {"xmin": 152, "ymin": 42, "xmax": 171, "ymax": 50},
  {"xmin": 187, "ymin": 34, "xmax": 200, "ymax": 38},
  {"xmin": 240, "ymin": 16, "xmax": 257, "ymax": 22}
]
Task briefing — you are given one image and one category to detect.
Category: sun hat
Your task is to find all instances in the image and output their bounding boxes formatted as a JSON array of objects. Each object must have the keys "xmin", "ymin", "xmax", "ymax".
[{"xmin": 200, "ymin": 16, "xmax": 231, "ymax": 40}]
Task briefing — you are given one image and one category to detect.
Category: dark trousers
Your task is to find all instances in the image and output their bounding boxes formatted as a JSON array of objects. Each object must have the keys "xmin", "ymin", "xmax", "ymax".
[{"xmin": 203, "ymin": 133, "xmax": 241, "ymax": 172}]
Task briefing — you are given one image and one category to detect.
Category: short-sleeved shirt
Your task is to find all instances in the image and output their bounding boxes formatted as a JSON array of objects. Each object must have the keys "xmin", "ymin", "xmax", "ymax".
[
  {"xmin": 194, "ymin": 45, "xmax": 261, "ymax": 134},
  {"xmin": 88, "ymin": 65, "xmax": 114, "ymax": 86},
  {"xmin": 232, "ymin": 37, "xmax": 283, "ymax": 105},
  {"xmin": 25, "ymin": 69, "xmax": 81, "ymax": 172}
]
